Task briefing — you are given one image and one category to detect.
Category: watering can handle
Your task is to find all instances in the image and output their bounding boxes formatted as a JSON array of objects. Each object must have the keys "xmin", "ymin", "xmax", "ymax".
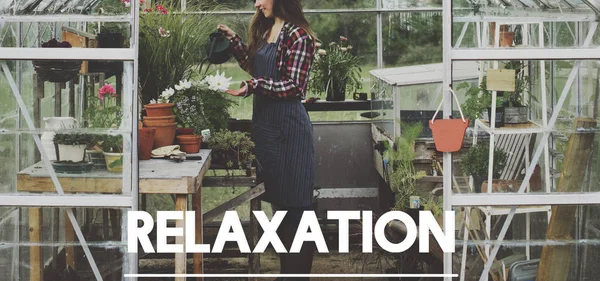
[{"xmin": 431, "ymin": 88, "xmax": 466, "ymax": 124}]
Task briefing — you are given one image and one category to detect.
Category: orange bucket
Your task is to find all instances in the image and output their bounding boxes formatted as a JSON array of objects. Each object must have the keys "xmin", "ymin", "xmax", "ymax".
[{"xmin": 429, "ymin": 89, "xmax": 469, "ymax": 152}]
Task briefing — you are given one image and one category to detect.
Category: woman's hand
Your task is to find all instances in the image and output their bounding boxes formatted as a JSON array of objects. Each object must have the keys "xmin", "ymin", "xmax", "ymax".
[
  {"xmin": 225, "ymin": 84, "xmax": 248, "ymax": 97},
  {"xmin": 217, "ymin": 24, "xmax": 236, "ymax": 40}
]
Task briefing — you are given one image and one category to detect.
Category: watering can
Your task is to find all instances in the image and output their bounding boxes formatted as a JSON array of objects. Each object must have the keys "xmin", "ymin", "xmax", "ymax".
[{"xmin": 205, "ymin": 31, "xmax": 232, "ymax": 65}]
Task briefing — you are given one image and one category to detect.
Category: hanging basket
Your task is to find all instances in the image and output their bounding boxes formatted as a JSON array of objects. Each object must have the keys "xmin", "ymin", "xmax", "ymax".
[
  {"xmin": 32, "ymin": 60, "xmax": 82, "ymax": 83},
  {"xmin": 429, "ymin": 89, "xmax": 469, "ymax": 153}
]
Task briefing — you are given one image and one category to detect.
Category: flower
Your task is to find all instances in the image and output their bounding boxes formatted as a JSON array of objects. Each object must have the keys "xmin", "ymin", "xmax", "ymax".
[
  {"xmin": 158, "ymin": 27, "xmax": 170, "ymax": 37},
  {"xmin": 203, "ymin": 70, "xmax": 232, "ymax": 92},
  {"xmin": 98, "ymin": 83, "xmax": 117, "ymax": 100},
  {"xmin": 156, "ymin": 87, "xmax": 175, "ymax": 103},
  {"xmin": 175, "ymin": 79, "xmax": 192, "ymax": 91},
  {"xmin": 315, "ymin": 42, "xmax": 322, "ymax": 48},
  {"xmin": 317, "ymin": 49, "xmax": 327, "ymax": 56}
]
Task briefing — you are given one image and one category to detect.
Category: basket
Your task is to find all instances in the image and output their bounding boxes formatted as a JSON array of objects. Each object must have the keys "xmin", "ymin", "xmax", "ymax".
[
  {"xmin": 32, "ymin": 60, "xmax": 82, "ymax": 83},
  {"xmin": 429, "ymin": 89, "xmax": 469, "ymax": 153}
]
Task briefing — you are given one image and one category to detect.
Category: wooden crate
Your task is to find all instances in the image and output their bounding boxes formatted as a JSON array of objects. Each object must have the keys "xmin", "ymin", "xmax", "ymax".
[{"xmin": 61, "ymin": 26, "xmax": 97, "ymax": 74}]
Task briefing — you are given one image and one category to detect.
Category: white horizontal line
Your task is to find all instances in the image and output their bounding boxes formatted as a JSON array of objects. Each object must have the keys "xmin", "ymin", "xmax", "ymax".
[{"xmin": 125, "ymin": 274, "xmax": 458, "ymax": 278}]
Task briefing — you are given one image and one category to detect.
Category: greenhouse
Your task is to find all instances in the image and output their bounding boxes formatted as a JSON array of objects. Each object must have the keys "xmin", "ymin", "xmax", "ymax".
[{"xmin": 1, "ymin": 0, "xmax": 599, "ymax": 280}]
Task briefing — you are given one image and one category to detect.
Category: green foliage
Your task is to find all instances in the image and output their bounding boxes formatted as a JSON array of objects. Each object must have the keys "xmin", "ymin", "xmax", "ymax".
[
  {"xmin": 503, "ymin": 60, "xmax": 530, "ymax": 107},
  {"xmin": 82, "ymin": 86, "xmax": 122, "ymax": 129},
  {"xmin": 385, "ymin": 121, "xmax": 427, "ymax": 212},
  {"xmin": 173, "ymin": 85, "xmax": 236, "ymax": 134},
  {"xmin": 138, "ymin": 0, "xmax": 219, "ymax": 104},
  {"xmin": 461, "ymin": 142, "xmax": 508, "ymax": 178},
  {"xmin": 100, "ymin": 135, "xmax": 124, "ymax": 153},
  {"xmin": 310, "ymin": 37, "xmax": 362, "ymax": 98},
  {"xmin": 53, "ymin": 132, "xmax": 95, "ymax": 146},
  {"xmin": 457, "ymin": 79, "xmax": 492, "ymax": 121},
  {"xmin": 208, "ymin": 129, "xmax": 255, "ymax": 169}
]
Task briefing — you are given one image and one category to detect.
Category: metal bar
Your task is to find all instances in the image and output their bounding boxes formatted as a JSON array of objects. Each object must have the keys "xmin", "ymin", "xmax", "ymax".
[
  {"xmin": 0, "ymin": 15, "xmax": 133, "ymax": 22},
  {"xmin": 0, "ymin": 195, "xmax": 133, "ymax": 207},
  {"xmin": 0, "ymin": 47, "xmax": 135, "ymax": 60},
  {"xmin": 376, "ymin": 0, "xmax": 383, "ymax": 68},
  {"xmin": 454, "ymin": 14, "xmax": 597, "ymax": 23},
  {"xmin": 181, "ymin": 7, "xmax": 445, "ymax": 15},
  {"xmin": 452, "ymin": 48, "xmax": 600, "ymax": 60},
  {"xmin": 453, "ymin": 193, "xmax": 600, "ymax": 206},
  {"xmin": 442, "ymin": 0, "xmax": 453, "ymax": 280},
  {"xmin": 455, "ymin": 22, "xmax": 470, "ymax": 48}
]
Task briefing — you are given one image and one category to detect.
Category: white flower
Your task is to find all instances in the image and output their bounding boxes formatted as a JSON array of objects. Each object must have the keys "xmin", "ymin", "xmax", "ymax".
[
  {"xmin": 315, "ymin": 42, "xmax": 322, "ymax": 48},
  {"xmin": 318, "ymin": 49, "xmax": 327, "ymax": 56},
  {"xmin": 340, "ymin": 47, "xmax": 347, "ymax": 52},
  {"xmin": 149, "ymin": 99, "xmax": 157, "ymax": 104},
  {"xmin": 175, "ymin": 79, "xmax": 192, "ymax": 90},
  {"xmin": 204, "ymin": 70, "xmax": 232, "ymax": 92},
  {"xmin": 159, "ymin": 87, "xmax": 174, "ymax": 103}
]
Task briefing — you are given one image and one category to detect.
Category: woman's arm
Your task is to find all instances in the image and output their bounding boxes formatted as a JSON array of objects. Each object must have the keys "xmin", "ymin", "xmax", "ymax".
[
  {"xmin": 244, "ymin": 28, "xmax": 314, "ymax": 100},
  {"xmin": 230, "ymin": 34, "xmax": 251, "ymax": 73}
]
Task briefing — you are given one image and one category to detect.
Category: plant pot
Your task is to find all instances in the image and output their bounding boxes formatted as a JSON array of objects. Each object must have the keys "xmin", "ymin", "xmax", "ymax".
[
  {"xmin": 144, "ymin": 103, "xmax": 174, "ymax": 117},
  {"xmin": 138, "ymin": 128, "xmax": 156, "ymax": 160},
  {"xmin": 176, "ymin": 135, "xmax": 202, "ymax": 153},
  {"xmin": 472, "ymin": 175, "xmax": 487, "ymax": 193},
  {"xmin": 142, "ymin": 115, "xmax": 176, "ymax": 127},
  {"xmin": 51, "ymin": 161, "xmax": 94, "ymax": 174},
  {"xmin": 326, "ymin": 80, "xmax": 346, "ymax": 101},
  {"xmin": 42, "ymin": 117, "xmax": 78, "ymax": 161},
  {"xmin": 145, "ymin": 123, "xmax": 177, "ymax": 149},
  {"xmin": 88, "ymin": 33, "xmax": 124, "ymax": 78},
  {"xmin": 57, "ymin": 144, "xmax": 87, "ymax": 162},
  {"xmin": 499, "ymin": 31, "xmax": 514, "ymax": 47},
  {"xmin": 32, "ymin": 60, "xmax": 82, "ymax": 83},
  {"xmin": 353, "ymin": 92, "xmax": 368, "ymax": 100},
  {"xmin": 487, "ymin": 107, "xmax": 505, "ymax": 128},
  {"xmin": 429, "ymin": 118, "xmax": 469, "ymax": 152},
  {"xmin": 504, "ymin": 106, "xmax": 528, "ymax": 124},
  {"xmin": 103, "ymin": 152, "xmax": 123, "ymax": 172},
  {"xmin": 86, "ymin": 150, "xmax": 107, "ymax": 170},
  {"xmin": 176, "ymin": 127, "xmax": 195, "ymax": 136}
]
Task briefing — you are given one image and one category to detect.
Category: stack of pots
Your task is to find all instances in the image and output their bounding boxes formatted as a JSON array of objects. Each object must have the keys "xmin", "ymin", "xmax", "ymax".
[
  {"xmin": 176, "ymin": 133, "xmax": 203, "ymax": 154},
  {"xmin": 143, "ymin": 103, "xmax": 176, "ymax": 149}
]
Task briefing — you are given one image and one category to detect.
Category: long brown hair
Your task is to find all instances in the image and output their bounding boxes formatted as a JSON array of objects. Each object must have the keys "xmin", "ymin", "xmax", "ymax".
[{"xmin": 245, "ymin": 0, "xmax": 317, "ymax": 74}]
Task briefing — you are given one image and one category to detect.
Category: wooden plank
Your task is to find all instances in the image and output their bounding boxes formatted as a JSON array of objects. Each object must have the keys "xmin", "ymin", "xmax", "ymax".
[
  {"xmin": 33, "ymin": 74, "xmax": 43, "ymax": 162},
  {"xmin": 193, "ymin": 190, "xmax": 203, "ymax": 281},
  {"xmin": 486, "ymin": 69, "xmax": 515, "ymax": 91},
  {"xmin": 202, "ymin": 176, "xmax": 256, "ymax": 187},
  {"xmin": 139, "ymin": 178, "xmax": 191, "ymax": 194},
  {"xmin": 248, "ymin": 197, "xmax": 261, "ymax": 280},
  {"xmin": 17, "ymin": 173, "xmax": 122, "ymax": 193},
  {"xmin": 203, "ymin": 183, "xmax": 265, "ymax": 224},
  {"xmin": 65, "ymin": 209, "xmax": 75, "ymax": 269},
  {"xmin": 55, "ymin": 83, "xmax": 61, "ymax": 116},
  {"xmin": 174, "ymin": 195, "xmax": 187, "ymax": 281},
  {"xmin": 536, "ymin": 118, "xmax": 597, "ymax": 281},
  {"xmin": 29, "ymin": 207, "xmax": 42, "ymax": 281},
  {"xmin": 69, "ymin": 80, "xmax": 75, "ymax": 117}
]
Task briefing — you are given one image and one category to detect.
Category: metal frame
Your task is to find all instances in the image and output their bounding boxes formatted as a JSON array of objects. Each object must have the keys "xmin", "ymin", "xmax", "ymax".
[
  {"xmin": 444, "ymin": 2, "xmax": 600, "ymax": 280},
  {"xmin": 0, "ymin": 1, "xmax": 140, "ymax": 280}
]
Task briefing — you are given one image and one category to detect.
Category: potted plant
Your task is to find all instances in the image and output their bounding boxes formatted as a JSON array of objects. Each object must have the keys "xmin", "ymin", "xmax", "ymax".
[
  {"xmin": 101, "ymin": 135, "xmax": 124, "ymax": 173},
  {"xmin": 138, "ymin": 1, "xmax": 218, "ymax": 105},
  {"xmin": 503, "ymin": 61, "xmax": 530, "ymax": 124},
  {"xmin": 208, "ymin": 129, "xmax": 255, "ymax": 169},
  {"xmin": 461, "ymin": 142, "xmax": 508, "ymax": 193},
  {"xmin": 309, "ymin": 36, "xmax": 362, "ymax": 101},
  {"xmin": 33, "ymin": 38, "xmax": 82, "ymax": 83},
  {"xmin": 53, "ymin": 131, "xmax": 95, "ymax": 162},
  {"xmin": 82, "ymin": 83, "xmax": 122, "ymax": 169},
  {"xmin": 457, "ymin": 78, "xmax": 505, "ymax": 127}
]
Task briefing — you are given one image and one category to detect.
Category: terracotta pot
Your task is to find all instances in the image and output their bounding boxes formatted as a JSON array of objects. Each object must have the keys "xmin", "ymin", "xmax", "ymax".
[
  {"xmin": 138, "ymin": 128, "xmax": 156, "ymax": 160},
  {"xmin": 429, "ymin": 118, "xmax": 469, "ymax": 153},
  {"xmin": 176, "ymin": 127, "xmax": 195, "ymax": 136},
  {"xmin": 176, "ymin": 135, "xmax": 202, "ymax": 153},
  {"xmin": 142, "ymin": 115, "xmax": 175, "ymax": 127},
  {"xmin": 145, "ymin": 123, "xmax": 177, "ymax": 149},
  {"xmin": 144, "ymin": 103, "xmax": 174, "ymax": 117}
]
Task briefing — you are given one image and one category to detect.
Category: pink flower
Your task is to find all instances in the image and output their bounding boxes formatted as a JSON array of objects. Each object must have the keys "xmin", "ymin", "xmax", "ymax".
[
  {"xmin": 98, "ymin": 83, "xmax": 117, "ymax": 100},
  {"xmin": 340, "ymin": 36, "xmax": 348, "ymax": 42},
  {"xmin": 158, "ymin": 27, "xmax": 170, "ymax": 38}
]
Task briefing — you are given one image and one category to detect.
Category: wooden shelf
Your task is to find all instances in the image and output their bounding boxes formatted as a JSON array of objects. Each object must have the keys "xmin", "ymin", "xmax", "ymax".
[{"xmin": 475, "ymin": 118, "xmax": 547, "ymax": 135}]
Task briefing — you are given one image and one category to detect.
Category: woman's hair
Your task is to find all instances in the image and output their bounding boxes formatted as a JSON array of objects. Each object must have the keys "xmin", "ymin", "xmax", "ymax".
[{"xmin": 245, "ymin": 0, "xmax": 317, "ymax": 74}]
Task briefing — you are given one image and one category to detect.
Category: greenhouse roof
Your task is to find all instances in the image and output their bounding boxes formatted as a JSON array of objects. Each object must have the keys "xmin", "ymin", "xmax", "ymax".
[
  {"xmin": 477, "ymin": 0, "xmax": 600, "ymax": 9},
  {"xmin": 0, "ymin": 0, "xmax": 99, "ymax": 15},
  {"xmin": 369, "ymin": 62, "xmax": 479, "ymax": 87}
]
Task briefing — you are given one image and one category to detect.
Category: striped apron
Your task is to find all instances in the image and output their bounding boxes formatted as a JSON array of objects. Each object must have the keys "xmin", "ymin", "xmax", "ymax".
[{"xmin": 252, "ymin": 38, "xmax": 315, "ymax": 209}]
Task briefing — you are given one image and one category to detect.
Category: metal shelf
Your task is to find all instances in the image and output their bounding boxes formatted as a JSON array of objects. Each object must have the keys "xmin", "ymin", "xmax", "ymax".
[{"xmin": 474, "ymin": 119, "xmax": 548, "ymax": 135}]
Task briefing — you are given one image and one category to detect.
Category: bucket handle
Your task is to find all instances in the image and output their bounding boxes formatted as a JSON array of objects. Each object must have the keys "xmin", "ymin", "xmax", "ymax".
[{"xmin": 431, "ymin": 88, "xmax": 466, "ymax": 124}]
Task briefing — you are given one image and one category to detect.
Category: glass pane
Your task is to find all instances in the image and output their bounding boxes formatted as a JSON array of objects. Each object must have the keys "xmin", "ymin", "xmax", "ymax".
[
  {"xmin": 454, "ymin": 204, "xmax": 600, "ymax": 280},
  {"xmin": 0, "ymin": 0, "xmax": 132, "ymax": 16}
]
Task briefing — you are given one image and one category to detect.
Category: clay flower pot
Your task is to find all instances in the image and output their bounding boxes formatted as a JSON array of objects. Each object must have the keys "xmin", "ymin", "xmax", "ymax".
[
  {"xmin": 138, "ymin": 128, "xmax": 156, "ymax": 160},
  {"xmin": 147, "ymin": 123, "xmax": 177, "ymax": 149},
  {"xmin": 176, "ymin": 127, "xmax": 195, "ymax": 136},
  {"xmin": 144, "ymin": 103, "xmax": 174, "ymax": 117},
  {"xmin": 142, "ymin": 115, "xmax": 175, "ymax": 127},
  {"xmin": 176, "ymin": 134, "xmax": 202, "ymax": 153}
]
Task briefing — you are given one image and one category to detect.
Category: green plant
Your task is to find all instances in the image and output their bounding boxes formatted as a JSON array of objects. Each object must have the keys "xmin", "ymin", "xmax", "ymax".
[
  {"xmin": 385, "ymin": 121, "xmax": 427, "ymax": 212},
  {"xmin": 208, "ymin": 129, "xmax": 255, "ymax": 169},
  {"xmin": 53, "ymin": 132, "xmax": 95, "ymax": 146},
  {"xmin": 138, "ymin": 1, "xmax": 219, "ymax": 104},
  {"xmin": 457, "ymin": 79, "xmax": 492, "ymax": 121},
  {"xmin": 461, "ymin": 142, "xmax": 508, "ymax": 178},
  {"xmin": 100, "ymin": 135, "xmax": 124, "ymax": 153},
  {"xmin": 83, "ymin": 83, "xmax": 122, "ymax": 129},
  {"xmin": 503, "ymin": 60, "xmax": 530, "ymax": 107},
  {"xmin": 309, "ymin": 36, "xmax": 362, "ymax": 98}
]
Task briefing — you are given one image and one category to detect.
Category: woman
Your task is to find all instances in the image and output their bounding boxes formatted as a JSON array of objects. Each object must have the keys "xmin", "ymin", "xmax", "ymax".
[{"xmin": 218, "ymin": 0, "xmax": 316, "ymax": 278}]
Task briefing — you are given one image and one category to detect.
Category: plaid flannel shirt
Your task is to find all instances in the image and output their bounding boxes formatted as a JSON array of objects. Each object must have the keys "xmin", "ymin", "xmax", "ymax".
[{"xmin": 230, "ymin": 22, "xmax": 314, "ymax": 99}]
